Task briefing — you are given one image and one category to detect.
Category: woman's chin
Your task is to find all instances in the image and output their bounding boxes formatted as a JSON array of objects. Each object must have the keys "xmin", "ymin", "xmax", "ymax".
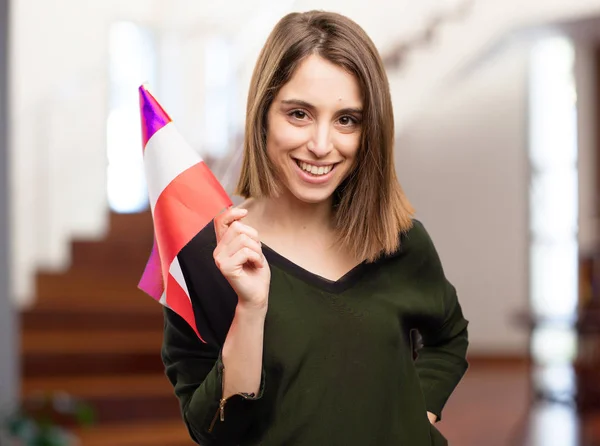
[{"xmin": 288, "ymin": 185, "xmax": 336, "ymax": 205}]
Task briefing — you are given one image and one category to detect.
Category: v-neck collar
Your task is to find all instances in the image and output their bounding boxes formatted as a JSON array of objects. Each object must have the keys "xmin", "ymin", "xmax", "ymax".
[
  {"xmin": 203, "ymin": 220, "xmax": 386, "ymax": 294},
  {"xmin": 261, "ymin": 243, "xmax": 370, "ymax": 294}
]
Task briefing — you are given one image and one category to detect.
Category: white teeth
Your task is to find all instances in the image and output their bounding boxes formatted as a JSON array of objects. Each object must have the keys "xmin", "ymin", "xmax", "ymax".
[{"xmin": 298, "ymin": 161, "xmax": 334, "ymax": 176}]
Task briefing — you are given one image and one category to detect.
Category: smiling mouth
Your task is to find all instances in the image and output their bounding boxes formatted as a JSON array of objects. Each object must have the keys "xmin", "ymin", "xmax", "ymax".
[{"xmin": 294, "ymin": 159, "xmax": 338, "ymax": 176}]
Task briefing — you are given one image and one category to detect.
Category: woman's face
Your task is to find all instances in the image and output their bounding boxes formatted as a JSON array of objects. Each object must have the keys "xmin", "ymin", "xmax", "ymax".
[{"xmin": 266, "ymin": 54, "xmax": 363, "ymax": 204}]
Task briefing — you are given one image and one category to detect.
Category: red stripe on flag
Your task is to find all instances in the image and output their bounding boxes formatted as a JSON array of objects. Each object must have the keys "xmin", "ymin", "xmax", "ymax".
[
  {"xmin": 153, "ymin": 161, "xmax": 232, "ymax": 286},
  {"xmin": 166, "ymin": 273, "xmax": 205, "ymax": 343}
]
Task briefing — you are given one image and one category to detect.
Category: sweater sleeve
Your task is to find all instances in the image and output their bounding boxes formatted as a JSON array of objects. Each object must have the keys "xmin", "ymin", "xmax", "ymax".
[
  {"xmin": 410, "ymin": 222, "xmax": 469, "ymax": 421},
  {"xmin": 415, "ymin": 280, "xmax": 468, "ymax": 420},
  {"xmin": 162, "ymin": 306, "xmax": 265, "ymax": 445}
]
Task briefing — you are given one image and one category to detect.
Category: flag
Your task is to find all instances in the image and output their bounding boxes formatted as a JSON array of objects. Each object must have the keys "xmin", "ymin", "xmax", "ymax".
[{"xmin": 137, "ymin": 84, "xmax": 232, "ymax": 342}]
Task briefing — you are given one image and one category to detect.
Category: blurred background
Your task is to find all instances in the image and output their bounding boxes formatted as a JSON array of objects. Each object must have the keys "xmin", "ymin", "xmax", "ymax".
[{"xmin": 2, "ymin": 0, "xmax": 600, "ymax": 444}]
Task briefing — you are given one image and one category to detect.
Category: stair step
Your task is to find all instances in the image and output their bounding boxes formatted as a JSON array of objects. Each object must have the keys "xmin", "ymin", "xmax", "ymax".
[
  {"xmin": 70, "ymin": 239, "xmax": 153, "ymax": 274},
  {"xmin": 22, "ymin": 374, "xmax": 181, "ymax": 425},
  {"xmin": 107, "ymin": 211, "xmax": 154, "ymax": 244},
  {"xmin": 34, "ymin": 272, "xmax": 158, "ymax": 309},
  {"xmin": 21, "ymin": 308, "xmax": 163, "ymax": 331},
  {"xmin": 33, "ymin": 292, "xmax": 159, "ymax": 311},
  {"xmin": 21, "ymin": 308, "xmax": 164, "ymax": 376},
  {"xmin": 23, "ymin": 374, "xmax": 171, "ymax": 398},
  {"xmin": 23, "ymin": 352, "xmax": 164, "ymax": 378},
  {"xmin": 22, "ymin": 330, "xmax": 163, "ymax": 354},
  {"xmin": 36, "ymin": 270, "xmax": 145, "ymax": 299},
  {"xmin": 73, "ymin": 420, "xmax": 194, "ymax": 446}
]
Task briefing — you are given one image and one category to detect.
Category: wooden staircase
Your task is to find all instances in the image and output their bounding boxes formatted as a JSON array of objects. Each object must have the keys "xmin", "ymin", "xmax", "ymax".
[{"xmin": 20, "ymin": 211, "xmax": 195, "ymax": 446}]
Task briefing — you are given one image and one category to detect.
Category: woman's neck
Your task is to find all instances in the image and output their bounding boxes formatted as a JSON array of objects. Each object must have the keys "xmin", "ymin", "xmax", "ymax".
[{"xmin": 242, "ymin": 191, "xmax": 335, "ymax": 238}]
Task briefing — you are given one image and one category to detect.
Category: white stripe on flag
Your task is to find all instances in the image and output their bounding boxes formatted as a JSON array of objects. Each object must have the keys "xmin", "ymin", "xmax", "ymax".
[
  {"xmin": 169, "ymin": 257, "xmax": 191, "ymax": 302},
  {"xmin": 159, "ymin": 290, "xmax": 167, "ymax": 306},
  {"xmin": 143, "ymin": 122, "xmax": 203, "ymax": 211}
]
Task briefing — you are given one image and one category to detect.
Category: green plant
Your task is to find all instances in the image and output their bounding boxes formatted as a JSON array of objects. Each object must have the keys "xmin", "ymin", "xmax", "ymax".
[{"xmin": 2, "ymin": 392, "xmax": 95, "ymax": 446}]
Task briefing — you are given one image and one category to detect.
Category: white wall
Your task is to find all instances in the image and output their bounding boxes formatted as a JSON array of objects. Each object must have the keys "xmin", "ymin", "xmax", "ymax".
[
  {"xmin": 10, "ymin": 0, "xmax": 110, "ymax": 304},
  {"xmin": 394, "ymin": 41, "xmax": 531, "ymax": 354}
]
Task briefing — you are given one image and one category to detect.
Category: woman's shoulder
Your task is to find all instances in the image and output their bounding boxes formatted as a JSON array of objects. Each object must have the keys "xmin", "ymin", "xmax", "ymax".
[
  {"xmin": 383, "ymin": 218, "xmax": 440, "ymax": 264},
  {"xmin": 402, "ymin": 219, "xmax": 434, "ymax": 249},
  {"xmin": 372, "ymin": 219, "xmax": 446, "ymax": 285}
]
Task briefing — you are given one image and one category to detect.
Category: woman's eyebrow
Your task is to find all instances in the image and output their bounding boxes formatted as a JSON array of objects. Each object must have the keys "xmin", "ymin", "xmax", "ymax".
[
  {"xmin": 339, "ymin": 107, "xmax": 363, "ymax": 115},
  {"xmin": 281, "ymin": 99, "xmax": 315, "ymax": 110},
  {"xmin": 281, "ymin": 99, "xmax": 363, "ymax": 115}
]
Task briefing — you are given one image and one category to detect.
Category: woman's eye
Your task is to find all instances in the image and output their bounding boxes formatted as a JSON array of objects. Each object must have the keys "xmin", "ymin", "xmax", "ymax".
[
  {"xmin": 338, "ymin": 115, "xmax": 357, "ymax": 126},
  {"xmin": 290, "ymin": 110, "xmax": 307, "ymax": 120}
]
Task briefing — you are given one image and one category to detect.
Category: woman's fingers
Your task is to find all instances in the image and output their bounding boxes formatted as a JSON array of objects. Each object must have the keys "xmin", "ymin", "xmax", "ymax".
[
  {"xmin": 212, "ymin": 208, "xmax": 270, "ymax": 306},
  {"xmin": 214, "ymin": 218, "xmax": 261, "ymax": 259},
  {"xmin": 229, "ymin": 247, "xmax": 265, "ymax": 270},
  {"xmin": 214, "ymin": 242, "xmax": 265, "ymax": 272},
  {"xmin": 214, "ymin": 232, "xmax": 264, "ymax": 268},
  {"xmin": 214, "ymin": 207, "xmax": 248, "ymax": 243},
  {"xmin": 220, "ymin": 220, "xmax": 260, "ymax": 245},
  {"xmin": 213, "ymin": 206, "xmax": 266, "ymax": 276},
  {"xmin": 223, "ymin": 232, "xmax": 262, "ymax": 258}
]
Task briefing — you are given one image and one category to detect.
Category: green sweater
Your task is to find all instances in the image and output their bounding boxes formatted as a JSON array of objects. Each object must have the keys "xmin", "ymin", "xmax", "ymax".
[{"xmin": 162, "ymin": 219, "xmax": 468, "ymax": 445}]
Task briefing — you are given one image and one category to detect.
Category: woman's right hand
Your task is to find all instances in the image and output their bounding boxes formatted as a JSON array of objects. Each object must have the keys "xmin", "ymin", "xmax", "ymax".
[{"xmin": 213, "ymin": 207, "xmax": 270, "ymax": 311}]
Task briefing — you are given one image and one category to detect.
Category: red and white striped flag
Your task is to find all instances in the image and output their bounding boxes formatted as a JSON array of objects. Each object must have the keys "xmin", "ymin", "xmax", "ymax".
[{"xmin": 137, "ymin": 84, "xmax": 232, "ymax": 342}]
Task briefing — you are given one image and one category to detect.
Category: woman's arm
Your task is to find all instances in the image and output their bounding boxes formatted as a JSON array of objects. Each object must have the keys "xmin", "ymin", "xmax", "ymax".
[
  {"xmin": 408, "ymin": 220, "xmax": 469, "ymax": 422},
  {"xmin": 415, "ymin": 279, "xmax": 469, "ymax": 421},
  {"xmin": 162, "ymin": 305, "xmax": 266, "ymax": 445},
  {"xmin": 221, "ymin": 303, "xmax": 267, "ymax": 399},
  {"xmin": 213, "ymin": 208, "xmax": 270, "ymax": 402},
  {"xmin": 163, "ymin": 208, "xmax": 271, "ymax": 444}
]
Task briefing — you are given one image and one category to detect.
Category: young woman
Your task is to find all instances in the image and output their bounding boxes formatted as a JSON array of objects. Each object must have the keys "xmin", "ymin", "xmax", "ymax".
[{"xmin": 162, "ymin": 10, "xmax": 468, "ymax": 446}]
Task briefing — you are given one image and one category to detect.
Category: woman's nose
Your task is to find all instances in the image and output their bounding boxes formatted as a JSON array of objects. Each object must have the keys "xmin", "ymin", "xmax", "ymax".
[{"xmin": 307, "ymin": 125, "xmax": 333, "ymax": 158}]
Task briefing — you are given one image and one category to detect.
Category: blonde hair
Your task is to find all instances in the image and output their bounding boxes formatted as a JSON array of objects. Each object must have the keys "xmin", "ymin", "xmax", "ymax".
[{"xmin": 236, "ymin": 10, "xmax": 414, "ymax": 262}]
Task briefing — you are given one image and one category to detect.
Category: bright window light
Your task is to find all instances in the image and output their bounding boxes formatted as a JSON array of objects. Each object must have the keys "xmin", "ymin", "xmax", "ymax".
[
  {"xmin": 528, "ymin": 36, "xmax": 578, "ymax": 323},
  {"xmin": 203, "ymin": 36, "xmax": 236, "ymax": 158},
  {"xmin": 106, "ymin": 22, "xmax": 157, "ymax": 213}
]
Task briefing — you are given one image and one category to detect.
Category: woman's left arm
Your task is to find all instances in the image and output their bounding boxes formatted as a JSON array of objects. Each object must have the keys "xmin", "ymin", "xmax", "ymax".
[
  {"xmin": 409, "ymin": 221, "xmax": 469, "ymax": 423},
  {"xmin": 415, "ymin": 279, "xmax": 469, "ymax": 422}
]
